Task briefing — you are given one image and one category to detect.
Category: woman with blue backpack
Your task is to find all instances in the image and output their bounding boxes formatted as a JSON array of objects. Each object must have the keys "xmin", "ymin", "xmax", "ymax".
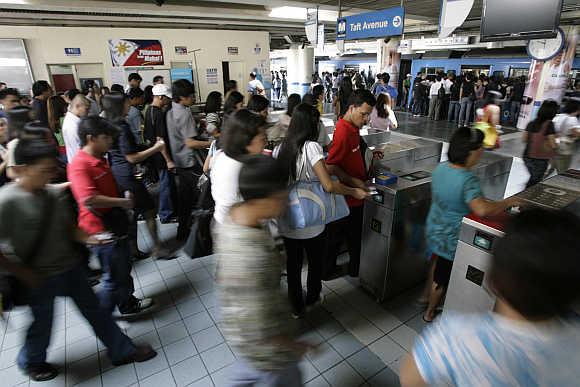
[{"xmin": 275, "ymin": 103, "xmax": 368, "ymax": 318}]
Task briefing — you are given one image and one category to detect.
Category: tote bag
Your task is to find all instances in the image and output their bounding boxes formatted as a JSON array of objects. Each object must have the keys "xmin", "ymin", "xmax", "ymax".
[
  {"xmin": 280, "ymin": 144, "xmax": 350, "ymax": 230},
  {"xmin": 528, "ymin": 122, "xmax": 556, "ymax": 160}
]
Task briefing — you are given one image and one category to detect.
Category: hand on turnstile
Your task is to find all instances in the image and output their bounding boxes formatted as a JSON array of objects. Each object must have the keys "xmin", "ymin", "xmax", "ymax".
[
  {"xmin": 352, "ymin": 188, "xmax": 371, "ymax": 200},
  {"xmin": 372, "ymin": 150, "xmax": 384, "ymax": 160}
]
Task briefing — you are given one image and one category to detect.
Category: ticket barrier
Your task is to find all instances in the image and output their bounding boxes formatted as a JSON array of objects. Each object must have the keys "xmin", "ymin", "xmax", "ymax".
[
  {"xmin": 472, "ymin": 152, "xmax": 513, "ymax": 201},
  {"xmin": 359, "ymin": 168, "xmax": 438, "ymax": 302},
  {"xmin": 444, "ymin": 171, "xmax": 580, "ymax": 315}
]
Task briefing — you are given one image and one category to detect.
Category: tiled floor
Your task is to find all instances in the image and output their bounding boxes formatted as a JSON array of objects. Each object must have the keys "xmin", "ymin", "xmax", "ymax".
[
  {"xmin": 3, "ymin": 111, "xmax": 570, "ymax": 386},
  {"xmin": 0, "ymin": 220, "xmax": 431, "ymax": 387}
]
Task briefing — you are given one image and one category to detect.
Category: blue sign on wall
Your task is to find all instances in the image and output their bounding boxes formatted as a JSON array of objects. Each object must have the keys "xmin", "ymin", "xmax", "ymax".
[
  {"xmin": 336, "ymin": 6, "xmax": 405, "ymax": 41},
  {"xmin": 170, "ymin": 68, "xmax": 193, "ymax": 83},
  {"xmin": 64, "ymin": 47, "xmax": 81, "ymax": 56}
]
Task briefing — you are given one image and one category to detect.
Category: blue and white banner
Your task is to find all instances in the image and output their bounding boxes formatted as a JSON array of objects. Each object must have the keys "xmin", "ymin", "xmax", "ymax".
[
  {"xmin": 336, "ymin": 7, "xmax": 404, "ymax": 41},
  {"xmin": 305, "ymin": 7, "xmax": 319, "ymax": 44},
  {"xmin": 439, "ymin": 0, "xmax": 474, "ymax": 38}
]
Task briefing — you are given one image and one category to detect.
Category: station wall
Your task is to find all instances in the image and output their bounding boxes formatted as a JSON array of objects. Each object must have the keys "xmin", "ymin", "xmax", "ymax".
[{"xmin": 0, "ymin": 26, "xmax": 270, "ymax": 99}]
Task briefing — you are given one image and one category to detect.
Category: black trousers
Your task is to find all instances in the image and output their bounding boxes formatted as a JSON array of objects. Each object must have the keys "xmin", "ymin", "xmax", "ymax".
[
  {"xmin": 283, "ymin": 229, "xmax": 327, "ymax": 314},
  {"xmin": 524, "ymin": 157, "xmax": 549, "ymax": 188},
  {"xmin": 175, "ymin": 167, "xmax": 200, "ymax": 241},
  {"xmin": 345, "ymin": 206, "xmax": 364, "ymax": 276}
]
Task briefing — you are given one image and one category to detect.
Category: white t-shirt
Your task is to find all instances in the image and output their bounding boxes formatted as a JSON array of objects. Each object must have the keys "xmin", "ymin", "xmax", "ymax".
[
  {"xmin": 413, "ymin": 312, "xmax": 580, "ymax": 386},
  {"xmin": 430, "ymin": 81, "xmax": 442, "ymax": 97},
  {"xmin": 444, "ymin": 78, "xmax": 453, "ymax": 94},
  {"xmin": 210, "ymin": 150, "xmax": 243, "ymax": 224},
  {"xmin": 247, "ymin": 79, "xmax": 266, "ymax": 96},
  {"xmin": 62, "ymin": 111, "xmax": 82, "ymax": 162},
  {"xmin": 273, "ymin": 141, "xmax": 326, "ymax": 239},
  {"xmin": 553, "ymin": 113, "xmax": 579, "ymax": 137}
]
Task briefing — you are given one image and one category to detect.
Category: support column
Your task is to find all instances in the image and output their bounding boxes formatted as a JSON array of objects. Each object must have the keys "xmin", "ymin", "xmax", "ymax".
[{"xmin": 287, "ymin": 44, "xmax": 314, "ymax": 97}]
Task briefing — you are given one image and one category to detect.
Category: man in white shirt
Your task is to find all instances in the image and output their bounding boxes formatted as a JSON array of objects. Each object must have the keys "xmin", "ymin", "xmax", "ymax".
[
  {"xmin": 247, "ymin": 72, "xmax": 266, "ymax": 98},
  {"xmin": 62, "ymin": 94, "xmax": 91, "ymax": 162},
  {"xmin": 442, "ymin": 74, "xmax": 454, "ymax": 120},
  {"xmin": 428, "ymin": 75, "xmax": 443, "ymax": 120}
]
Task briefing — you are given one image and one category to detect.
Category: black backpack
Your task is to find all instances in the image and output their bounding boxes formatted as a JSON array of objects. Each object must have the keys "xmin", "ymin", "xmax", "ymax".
[{"xmin": 438, "ymin": 83, "xmax": 445, "ymax": 99}]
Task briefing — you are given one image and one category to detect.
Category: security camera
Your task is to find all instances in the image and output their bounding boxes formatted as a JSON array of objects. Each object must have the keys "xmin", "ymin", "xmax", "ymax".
[{"xmin": 384, "ymin": 37, "xmax": 391, "ymax": 44}]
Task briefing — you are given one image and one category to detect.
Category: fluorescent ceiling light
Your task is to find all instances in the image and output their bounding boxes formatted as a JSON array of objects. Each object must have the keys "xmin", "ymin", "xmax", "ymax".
[
  {"xmin": 0, "ymin": 1, "xmax": 27, "ymax": 4},
  {"xmin": 0, "ymin": 58, "xmax": 27, "ymax": 67},
  {"xmin": 269, "ymin": 7, "xmax": 338, "ymax": 22}
]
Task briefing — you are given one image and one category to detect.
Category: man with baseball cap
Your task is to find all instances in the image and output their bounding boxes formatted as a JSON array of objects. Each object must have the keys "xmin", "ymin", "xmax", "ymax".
[{"xmin": 144, "ymin": 83, "xmax": 176, "ymax": 224}]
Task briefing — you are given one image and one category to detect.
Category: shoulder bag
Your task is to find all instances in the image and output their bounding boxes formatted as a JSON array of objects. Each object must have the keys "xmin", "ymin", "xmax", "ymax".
[
  {"xmin": 280, "ymin": 144, "xmax": 350, "ymax": 230},
  {"xmin": 0, "ymin": 190, "xmax": 54, "ymax": 312},
  {"xmin": 183, "ymin": 173, "xmax": 214, "ymax": 259},
  {"xmin": 528, "ymin": 121, "xmax": 556, "ymax": 160}
]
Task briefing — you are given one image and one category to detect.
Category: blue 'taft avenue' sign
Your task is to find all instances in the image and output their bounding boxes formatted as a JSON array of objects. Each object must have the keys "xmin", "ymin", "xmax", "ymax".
[{"xmin": 337, "ymin": 6, "xmax": 405, "ymax": 40}]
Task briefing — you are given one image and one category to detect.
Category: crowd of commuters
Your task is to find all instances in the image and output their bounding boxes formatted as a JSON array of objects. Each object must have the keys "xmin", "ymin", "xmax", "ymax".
[
  {"xmin": 0, "ymin": 69, "xmax": 579, "ymax": 387},
  {"xmin": 409, "ymin": 71, "xmax": 527, "ymax": 128}
]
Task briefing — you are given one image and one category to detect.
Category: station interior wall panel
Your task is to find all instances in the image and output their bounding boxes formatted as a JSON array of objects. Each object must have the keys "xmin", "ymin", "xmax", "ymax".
[{"xmin": 0, "ymin": 26, "xmax": 270, "ymax": 98}]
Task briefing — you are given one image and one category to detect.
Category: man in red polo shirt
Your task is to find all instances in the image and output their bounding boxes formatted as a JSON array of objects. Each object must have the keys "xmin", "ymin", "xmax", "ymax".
[
  {"xmin": 68, "ymin": 116, "xmax": 153, "ymax": 316},
  {"xmin": 327, "ymin": 89, "xmax": 380, "ymax": 277}
]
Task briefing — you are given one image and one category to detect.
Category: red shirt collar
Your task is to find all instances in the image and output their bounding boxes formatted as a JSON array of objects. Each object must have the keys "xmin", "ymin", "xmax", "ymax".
[
  {"xmin": 76, "ymin": 149, "xmax": 108, "ymax": 167},
  {"xmin": 338, "ymin": 117, "xmax": 360, "ymax": 135}
]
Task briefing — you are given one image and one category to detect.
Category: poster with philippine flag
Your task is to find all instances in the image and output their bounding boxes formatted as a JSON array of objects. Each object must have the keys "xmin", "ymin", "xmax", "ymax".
[{"xmin": 109, "ymin": 39, "xmax": 164, "ymax": 66}]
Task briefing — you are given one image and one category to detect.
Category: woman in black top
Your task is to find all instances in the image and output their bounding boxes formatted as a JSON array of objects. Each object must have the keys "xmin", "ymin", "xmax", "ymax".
[
  {"xmin": 458, "ymin": 73, "xmax": 475, "ymax": 127},
  {"xmin": 522, "ymin": 100, "xmax": 558, "ymax": 187},
  {"xmin": 334, "ymin": 76, "xmax": 353, "ymax": 118},
  {"xmin": 101, "ymin": 93, "xmax": 170, "ymax": 260},
  {"xmin": 447, "ymin": 75, "xmax": 461, "ymax": 123}
]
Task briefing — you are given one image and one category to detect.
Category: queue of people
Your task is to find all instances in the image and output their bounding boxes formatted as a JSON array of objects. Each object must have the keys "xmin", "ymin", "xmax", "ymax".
[{"xmin": 0, "ymin": 72, "xmax": 578, "ymax": 387}]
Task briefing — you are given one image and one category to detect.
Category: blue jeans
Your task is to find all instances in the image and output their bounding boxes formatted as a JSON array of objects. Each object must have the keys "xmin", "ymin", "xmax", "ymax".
[
  {"xmin": 226, "ymin": 359, "xmax": 302, "ymax": 387},
  {"xmin": 448, "ymin": 101, "xmax": 460, "ymax": 123},
  {"xmin": 92, "ymin": 239, "xmax": 135, "ymax": 313},
  {"xmin": 511, "ymin": 101, "xmax": 521, "ymax": 125},
  {"xmin": 17, "ymin": 265, "xmax": 135, "ymax": 369},
  {"xmin": 158, "ymin": 168, "xmax": 174, "ymax": 222},
  {"xmin": 458, "ymin": 97, "xmax": 473, "ymax": 126}
]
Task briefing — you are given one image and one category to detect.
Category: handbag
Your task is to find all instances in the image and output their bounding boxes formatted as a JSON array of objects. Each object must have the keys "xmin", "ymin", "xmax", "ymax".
[
  {"xmin": 280, "ymin": 144, "xmax": 350, "ymax": 230},
  {"xmin": 183, "ymin": 173, "xmax": 214, "ymax": 259},
  {"xmin": 0, "ymin": 190, "xmax": 54, "ymax": 312},
  {"xmin": 528, "ymin": 121, "xmax": 556, "ymax": 159}
]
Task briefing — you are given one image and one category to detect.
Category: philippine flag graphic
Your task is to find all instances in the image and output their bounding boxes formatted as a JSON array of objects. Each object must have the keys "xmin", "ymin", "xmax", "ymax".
[{"xmin": 109, "ymin": 39, "xmax": 139, "ymax": 66}]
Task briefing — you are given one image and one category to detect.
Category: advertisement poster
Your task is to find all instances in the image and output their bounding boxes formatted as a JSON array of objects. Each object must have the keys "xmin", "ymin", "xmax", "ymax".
[
  {"xmin": 517, "ymin": 60, "xmax": 544, "ymax": 129},
  {"xmin": 379, "ymin": 38, "xmax": 401, "ymax": 89},
  {"xmin": 109, "ymin": 39, "xmax": 164, "ymax": 67},
  {"xmin": 541, "ymin": 27, "xmax": 577, "ymax": 104},
  {"xmin": 517, "ymin": 27, "xmax": 577, "ymax": 129},
  {"xmin": 305, "ymin": 8, "xmax": 318, "ymax": 44}
]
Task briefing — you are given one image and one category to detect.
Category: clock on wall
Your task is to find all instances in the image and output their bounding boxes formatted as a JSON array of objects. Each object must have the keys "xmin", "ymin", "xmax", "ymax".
[{"xmin": 527, "ymin": 28, "xmax": 565, "ymax": 61}]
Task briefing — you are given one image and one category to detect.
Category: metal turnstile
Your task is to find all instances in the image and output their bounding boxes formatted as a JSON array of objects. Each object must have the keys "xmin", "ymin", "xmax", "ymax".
[
  {"xmin": 372, "ymin": 133, "xmax": 443, "ymax": 174},
  {"xmin": 360, "ymin": 168, "xmax": 436, "ymax": 302},
  {"xmin": 472, "ymin": 152, "xmax": 513, "ymax": 200},
  {"xmin": 444, "ymin": 171, "xmax": 580, "ymax": 315}
]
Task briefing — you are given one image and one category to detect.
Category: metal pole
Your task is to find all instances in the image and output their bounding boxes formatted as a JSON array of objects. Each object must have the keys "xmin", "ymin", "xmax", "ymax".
[{"xmin": 189, "ymin": 48, "xmax": 202, "ymax": 103}]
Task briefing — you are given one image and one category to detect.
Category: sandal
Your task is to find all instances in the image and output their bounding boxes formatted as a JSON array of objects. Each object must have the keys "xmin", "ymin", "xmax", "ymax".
[
  {"xmin": 25, "ymin": 363, "xmax": 58, "ymax": 382},
  {"xmin": 422, "ymin": 310, "xmax": 441, "ymax": 323}
]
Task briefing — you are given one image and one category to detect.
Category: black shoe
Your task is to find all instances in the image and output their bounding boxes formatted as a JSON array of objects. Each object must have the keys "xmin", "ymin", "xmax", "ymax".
[
  {"xmin": 24, "ymin": 363, "xmax": 58, "ymax": 382},
  {"xmin": 323, "ymin": 265, "xmax": 344, "ymax": 281},
  {"xmin": 119, "ymin": 297, "xmax": 155, "ymax": 316},
  {"xmin": 88, "ymin": 278, "xmax": 100, "ymax": 287},
  {"xmin": 159, "ymin": 216, "xmax": 178, "ymax": 224},
  {"xmin": 112, "ymin": 345, "xmax": 157, "ymax": 366},
  {"xmin": 132, "ymin": 251, "xmax": 150, "ymax": 261}
]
